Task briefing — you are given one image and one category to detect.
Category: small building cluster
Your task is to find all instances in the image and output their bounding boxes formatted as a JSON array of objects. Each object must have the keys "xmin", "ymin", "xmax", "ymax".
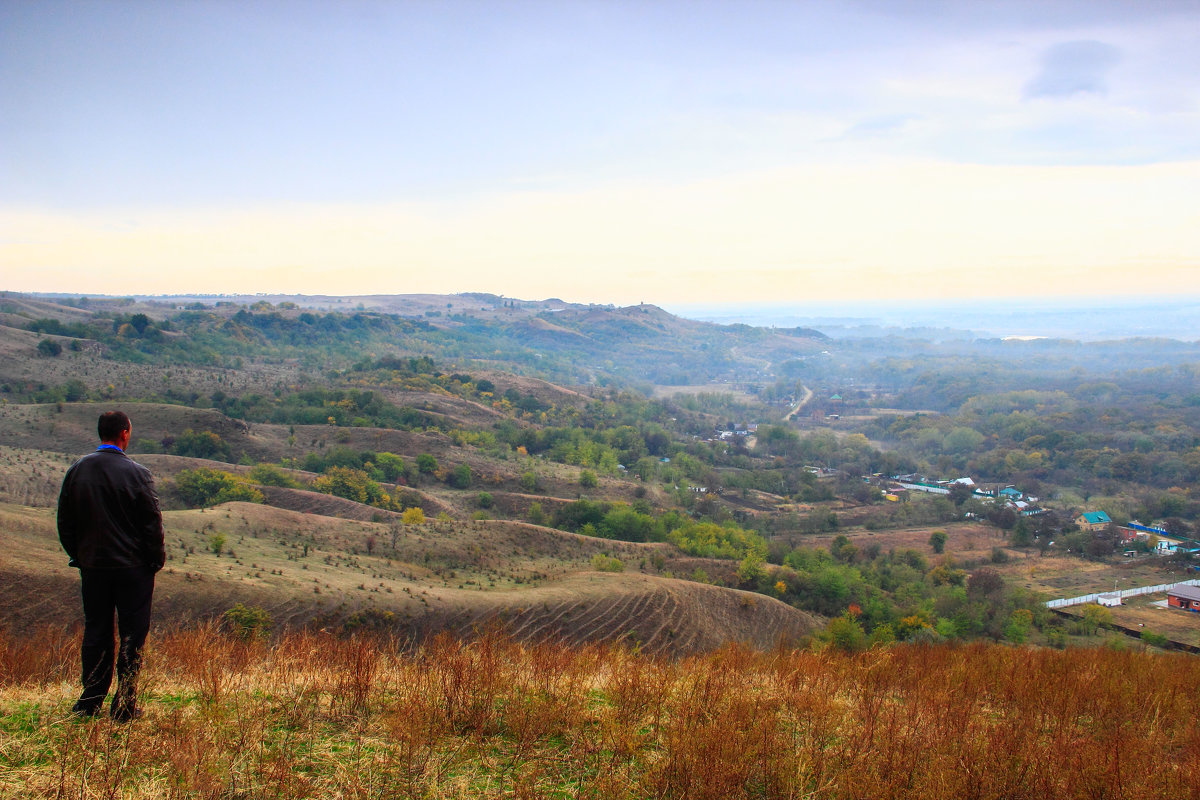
[
  {"xmin": 864, "ymin": 473, "xmax": 1047, "ymax": 516},
  {"xmin": 713, "ymin": 423, "xmax": 758, "ymax": 442}
]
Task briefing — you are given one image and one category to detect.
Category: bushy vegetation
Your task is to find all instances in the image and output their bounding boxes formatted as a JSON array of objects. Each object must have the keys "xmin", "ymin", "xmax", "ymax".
[
  {"xmin": 668, "ymin": 520, "xmax": 767, "ymax": 560},
  {"xmin": 174, "ymin": 468, "xmax": 263, "ymax": 507},
  {"xmin": 3, "ymin": 626, "xmax": 1198, "ymax": 799}
]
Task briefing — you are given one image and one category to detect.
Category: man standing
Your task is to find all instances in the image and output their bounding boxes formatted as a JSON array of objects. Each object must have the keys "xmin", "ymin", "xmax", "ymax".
[{"xmin": 58, "ymin": 411, "xmax": 164, "ymax": 721}]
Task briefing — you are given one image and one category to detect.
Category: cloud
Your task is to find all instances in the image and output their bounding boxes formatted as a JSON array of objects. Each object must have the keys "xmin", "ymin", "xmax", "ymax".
[
  {"xmin": 1024, "ymin": 40, "xmax": 1121, "ymax": 99},
  {"xmin": 840, "ymin": 114, "xmax": 921, "ymax": 140}
]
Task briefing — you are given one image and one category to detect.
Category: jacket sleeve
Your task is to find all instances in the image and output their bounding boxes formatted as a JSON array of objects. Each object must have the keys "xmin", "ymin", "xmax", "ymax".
[
  {"xmin": 137, "ymin": 470, "xmax": 166, "ymax": 570},
  {"xmin": 57, "ymin": 467, "xmax": 80, "ymax": 567}
]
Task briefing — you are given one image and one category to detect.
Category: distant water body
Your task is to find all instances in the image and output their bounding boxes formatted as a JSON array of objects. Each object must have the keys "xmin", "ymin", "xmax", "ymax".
[{"xmin": 669, "ymin": 297, "xmax": 1200, "ymax": 342}]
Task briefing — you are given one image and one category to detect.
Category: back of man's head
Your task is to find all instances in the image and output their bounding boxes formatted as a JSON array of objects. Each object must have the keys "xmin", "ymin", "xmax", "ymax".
[{"xmin": 97, "ymin": 411, "xmax": 131, "ymax": 443}]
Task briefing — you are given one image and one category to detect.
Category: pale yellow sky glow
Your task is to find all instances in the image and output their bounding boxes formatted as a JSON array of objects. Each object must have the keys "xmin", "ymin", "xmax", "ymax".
[{"xmin": 4, "ymin": 161, "xmax": 1198, "ymax": 305}]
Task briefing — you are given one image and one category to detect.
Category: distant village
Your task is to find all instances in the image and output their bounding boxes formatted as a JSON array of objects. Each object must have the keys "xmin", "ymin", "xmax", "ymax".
[
  {"xmin": 702, "ymin": 399, "xmax": 1200, "ymax": 566},
  {"xmin": 864, "ymin": 472, "xmax": 1200, "ymax": 559}
]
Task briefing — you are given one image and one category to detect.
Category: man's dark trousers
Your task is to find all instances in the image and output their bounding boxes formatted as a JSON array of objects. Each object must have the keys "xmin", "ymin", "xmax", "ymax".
[{"xmin": 75, "ymin": 566, "xmax": 156, "ymax": 717}]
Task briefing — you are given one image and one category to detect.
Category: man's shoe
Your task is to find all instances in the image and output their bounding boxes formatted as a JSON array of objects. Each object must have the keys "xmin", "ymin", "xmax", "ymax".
[
  {"xmin": 110, "ymin": 707, "xmax": 143, "ymax": 723},
  {"xmin": 71, "ymin": 703, "xmax": 101, "ymax": 720}
]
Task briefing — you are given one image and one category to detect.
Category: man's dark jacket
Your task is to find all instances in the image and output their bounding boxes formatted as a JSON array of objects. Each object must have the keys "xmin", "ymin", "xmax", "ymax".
[{"xmin": 58, "ymin": 449, "xmax": 165, "ymax": 570}]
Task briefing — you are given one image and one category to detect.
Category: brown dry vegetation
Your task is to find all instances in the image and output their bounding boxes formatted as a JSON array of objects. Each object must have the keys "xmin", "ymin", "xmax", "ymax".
[
  {"xmin": 0, "ymin": 501, "xmax": 818, "ymax": 656},
  {"xmin": 2, "ymin": 626, "xmax": 1198, "ymax": 799}
]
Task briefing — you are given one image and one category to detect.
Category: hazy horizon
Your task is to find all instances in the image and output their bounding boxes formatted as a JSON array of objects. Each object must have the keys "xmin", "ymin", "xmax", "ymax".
[{"xmin": 17, "ymin": 287, "xmax": 1200, "ymax": 343}]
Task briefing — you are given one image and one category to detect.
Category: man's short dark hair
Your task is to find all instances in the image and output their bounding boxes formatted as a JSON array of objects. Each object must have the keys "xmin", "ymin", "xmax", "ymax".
[{"xmin": 97, "ymin": 411, "xmax": 131, "ymax": 442}]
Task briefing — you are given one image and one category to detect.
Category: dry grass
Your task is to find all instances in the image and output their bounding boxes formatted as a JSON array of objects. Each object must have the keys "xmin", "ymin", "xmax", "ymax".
[
  {"xmin": 3, "ymin": 625, "xmax": 1199, "ymax": 799},
  {"xmin": 0, "ymin": 500, "xmax": 818, "ymax": 655}
]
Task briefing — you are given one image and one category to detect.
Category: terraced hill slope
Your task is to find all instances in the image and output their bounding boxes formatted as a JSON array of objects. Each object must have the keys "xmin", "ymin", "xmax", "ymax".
[{"xmin": 0, "ymin": 501, "xmax": 818, "ymax": 655}]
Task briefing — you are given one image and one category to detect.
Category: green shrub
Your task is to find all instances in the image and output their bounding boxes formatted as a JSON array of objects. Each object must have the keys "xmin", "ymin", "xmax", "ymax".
[
  {"xmin": 248, "ymin": 463, "xmax": 300, "ymax": 488},
  {"xmin": 591, "ymin": 553, "xmax": 625, "ymax": 572},
  {"xmin": 175, "ymin": 468, "xmax": 264, "ymax": 508},
  {"xmin": 1141, "ymin": 630, "xmax": 1170, "ymax": 648},
  {"xmin": 668, "ymin": 521, "xmax": 767, "ymax": 560},
  {"xmin": 311, "ymin": 466, "xmax": 386, "ymax": 506},
  {"xmin": 170, "ymin": 429, "xmax": 232, "ymax": 461},
  {"xmin": 222, "ymin": 603, "xmax": 271, "ymax": 640},
  {"xmin": 824, "ymin": 613, "xmax": 866, "ymax": 652},
  {"xmin": 448, "ymin": 463, "xmax": 472, "ymax": 489},
  {"xmin": 929, "ymin": 530, "xmax": 948, "ymax": 554}
]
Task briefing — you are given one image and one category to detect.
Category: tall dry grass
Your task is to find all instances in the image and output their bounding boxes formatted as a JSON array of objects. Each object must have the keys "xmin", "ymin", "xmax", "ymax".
[{"xmin": 2, "ymin": 624, "xmax": 1199, "ymax": 799}]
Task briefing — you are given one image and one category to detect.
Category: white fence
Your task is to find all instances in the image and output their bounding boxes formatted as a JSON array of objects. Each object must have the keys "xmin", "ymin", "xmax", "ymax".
[{"xmin": 1045, "ymin": 578, "xmax": 1200, "ymax": 609}]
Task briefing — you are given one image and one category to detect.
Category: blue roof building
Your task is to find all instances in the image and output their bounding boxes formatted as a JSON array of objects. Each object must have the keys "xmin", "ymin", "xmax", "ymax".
[{"xmin": 1076, "ymin": 510, "xmax": 1113, "ymax": 530}]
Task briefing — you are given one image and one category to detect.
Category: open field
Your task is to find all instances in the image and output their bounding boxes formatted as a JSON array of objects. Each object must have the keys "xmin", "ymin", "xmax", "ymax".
[
  {"xmin": 1049, "ymin": 593, "xmax": 1200, "ymax": 649},
  {"xmin": 1096, "ymin": 594, "xmax": 1200, "ymax": 647},
  {"xmin": 650, "ymin": 384, "xmax": 758, "ymax": 402},
  {"xmin": 3, "ymin": 626, "xmax": 1199, "ymax": 799},
  {"xmin": 995, "ymin": 554, "xmax": 1185, "ymax": 599}
]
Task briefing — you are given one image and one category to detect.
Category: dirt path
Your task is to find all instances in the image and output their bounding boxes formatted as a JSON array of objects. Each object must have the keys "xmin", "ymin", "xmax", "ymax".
[{"xmin": 784, "ymin": 384, "xmax": 813, "ymax": 421}]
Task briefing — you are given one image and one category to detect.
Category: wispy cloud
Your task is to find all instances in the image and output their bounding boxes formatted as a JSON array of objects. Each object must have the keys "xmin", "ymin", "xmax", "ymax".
[{"xmin": 1024, "ymin": 40, "xmax": 1122, "ymax": 99}]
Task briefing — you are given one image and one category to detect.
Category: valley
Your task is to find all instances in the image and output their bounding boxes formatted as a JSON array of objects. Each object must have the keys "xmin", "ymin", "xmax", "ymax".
[{"xmin": 2, "ymin": 290, "xmax": 1200, "ymax": 654}]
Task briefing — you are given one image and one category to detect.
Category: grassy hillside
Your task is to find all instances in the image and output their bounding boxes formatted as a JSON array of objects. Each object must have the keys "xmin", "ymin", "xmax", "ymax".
[{"xmin": 1, "ymin": 493, "xmax": 817, "ymax": 655}]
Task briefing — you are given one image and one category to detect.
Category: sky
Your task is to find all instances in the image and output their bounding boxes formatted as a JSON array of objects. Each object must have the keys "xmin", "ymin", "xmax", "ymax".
[{"xmin": 2, "ymin": 0, "xmax": 1198, "ymax": 306}]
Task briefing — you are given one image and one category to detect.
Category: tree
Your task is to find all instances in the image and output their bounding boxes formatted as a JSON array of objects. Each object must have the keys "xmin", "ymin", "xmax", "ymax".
[
  {"xmin": 1009, "ymin": 518, "xmax": 1033, "ymax": 547},
  {"xmin": 312, "ymin": 467, "xmax": 386, "ymax": 506},
  {"xmin": 248, "ymin": 463, "xmax": 299, "ymax": 488},
  {"xmin": 929, "ymin": 530, "xmax": 948, "ymax": 554},
  {"xmin": 129, "ymin": 313, "xmax": 151, "ymax": 334},
  {"xmin": 375, "ymin": 452, "xmax": 409, "ymax": 483},
  {"xmin": 171, "ymin": 429, "xmax": 231, "ymax": 461},
  {"xmin": 416, "ymin": 454, "xmax": 438, "ymax": 474},
  {"xmin": 401, "ymin": 507, "xmax": 426, "ymax": 525},
  {"xmin": 176, "ymin": 468, "xmax": 264, "ymax": 507},
  {"xmin": 1081, "ymin": 604, "xmax": 1113, "ymax": 635},
  {"xmin": 448, "ymin": 463, "xmax": 472, "ymax": 489},
  {"xmin": 63, "ymin": 380, "xmax": 88, "ymax": 402},
  {"xmin": 825, "ymin": 613, "xmax": 866, "ymax": 652},
  {"xmin": 579, "ymin": 469, "xmax": 598, "ymax": 489},
  {"xmin": 947, "ymin": 482, "xmax": 975, "ymax": 506},
  {"xmin": 1161, "ymin": 517, "xmax": 1193, "ymax": 537},
  {"xmin": 967, "ymin": 568, "xmax": 1005, "ymax": 599},
  {"xmin": 37, "ymin": 338, "xmax": 62, "ymax": 357}
]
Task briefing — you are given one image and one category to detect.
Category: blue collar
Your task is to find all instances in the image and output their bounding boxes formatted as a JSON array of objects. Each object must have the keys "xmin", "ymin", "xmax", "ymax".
[{"xmin": 96, "ymin": 444, "xmax": 124, "ymax": 452}]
